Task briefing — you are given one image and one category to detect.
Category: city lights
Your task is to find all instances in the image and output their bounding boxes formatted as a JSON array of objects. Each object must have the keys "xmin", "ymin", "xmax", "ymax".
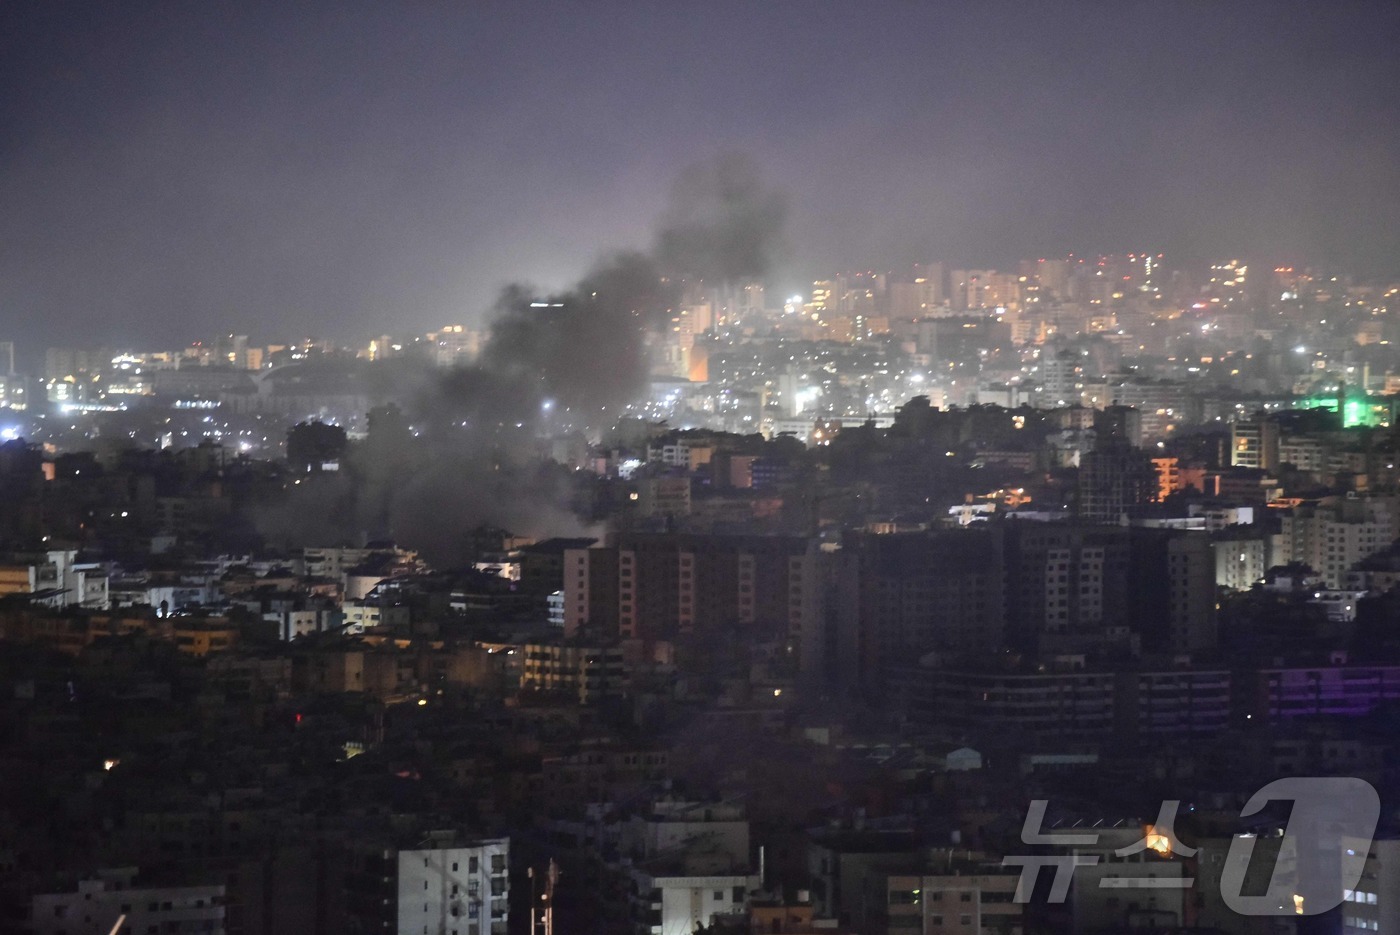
[{"xmin": 1, "ymin": 6, "xmax": 1397, "ymax": 934}]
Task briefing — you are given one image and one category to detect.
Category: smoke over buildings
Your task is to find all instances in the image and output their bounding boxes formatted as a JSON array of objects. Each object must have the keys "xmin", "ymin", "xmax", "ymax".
[
  {"xmin": 257, "ymin": 154, "xmax": 786, "ymax": 562},
  {"xmin": 482, "ymin": 153, "xmax": 787, "ymax": 423}
]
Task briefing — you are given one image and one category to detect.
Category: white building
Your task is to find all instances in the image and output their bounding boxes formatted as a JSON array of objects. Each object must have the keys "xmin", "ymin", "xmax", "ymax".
[
  {"xmin": 31, "ymin": 868, "xmax": 224, "ymax": 935},
  {"xmin": 145, "ymin": 581, "xmax": 219, "ymax": 613},
  {"xmin": 628, "ymin": 867, "xmax": 757, "ymax": 935},
  {"xmin": 302, "ymin": 544, "xmax": 419, "ymax": 581},
  {"xmin": 263, "ymin": 607, "xmax": 340, "ymax": 641},
  {"xmin": 621, "ymin": 800, "xmax": 758, "ymax": 935},
  {"xmin": 1308, "ymin": 588, "xmax": 1368, "ymax": 623},
  {"xmin": 72, "ymin": 561, "xmax": 110, "ymax": 608},
  {"xmin": 472, "ymin": 558, "xmax": 521, "ymax": 583},
  {"xmin": 647, "ymin": 437, "xmax": 709, "ymax": 468},
  {"xmin": 1189, "ymin": 503, "xmax": 1256, "ymax": 529},
  {"xmin": 431, "ymin": 325, "xmax": 483, "ymax": 366},
  {"xmin": 1276, "ymin": 495, "xmax": 1398, "ymax": 588},
  {"xmin": 1339, "ymin": 835, "xmax": 1400, "ymax": 934},
  {"xmin": 1213, "ymin": 537, "xmax": 1270, "ymax": 591},
  {"xmin": 1035, "ymin": 347, "xmax": 1083, "ymax": 408},
  {"xmin": 398, "ymin": 835, "xmax": 509, "ymax": 935},
  {"xmin": 948, "ymin": 502, "xmax": 997, "ymax": 526},
  {"xmin": 0, "ymin": 550, "xmax": 108, "ymax": 609},
  {"xmin": 341, "ymin": 599, "xmax": 409, "ymax": 633}
]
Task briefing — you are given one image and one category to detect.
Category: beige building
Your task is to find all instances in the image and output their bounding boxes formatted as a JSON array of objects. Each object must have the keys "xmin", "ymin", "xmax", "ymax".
[
  {"xmin": 885, "ymin": 869, "xmax": 1022, "ymax": 935},
  {"xmin": 1275, "ymin": 495, "xmax": 1398, "ymax": 588}
]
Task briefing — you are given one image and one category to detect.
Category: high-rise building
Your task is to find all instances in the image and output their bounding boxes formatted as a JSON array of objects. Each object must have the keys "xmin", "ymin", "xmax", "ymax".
[
  {"xmin": 394, "ymin": 836, "xmax": 510, "ymax": 935},
  {"xmin": 888, "ymin": 276, "xmax": 945, "ymax": 319},
  {"xmin": 0, "ymin": 373, "xmax": 27, "ymax": 410},
  {"xmin": 1152, "ymin": 455, "xmax": 1182, "ymax": 501},
  {"xmin": 890, "ymin": 279, "xmax": 935, "ymax": 319},
  {"xmin": 1095, "ymin": 405, "xmax": 1144, "ymax": 448},
  {"xmin": 1000, "ymin": 522, "xmax": 1216, "ymax": 655},
  {"xmin": 1036, "ymin": 346, "xmax": 1083, "ymax": 407},
  {"xmin": 563, "ymin": 544, "xmax": 620, "ymax": 636},
  {"xmin": 431, "ymin": 325, "xmax": 483, "ymax": 366},
  {"xmin": 1231, "ymin": 417, "xmax": 1281, "ymax": 471},
  {"xmin": 835, "ymin": 529, "xmax": 1006, "ymax": 689},
  {"xmin": 1078, "ymin": 441, "xmax": 1157, "ymax": 523},
  {"xmin": 1111, "ymin": 379, "xmax": 1193, "ymax": 440},
  {"xmin": 1000, "ymin": 522, "xmax": 1133, "ymax": 652},
  {"xmin": 1135, "ymin": 528, "xmax": 1217, "ymax": 653},
  {"xmin": 950, "ymin": 269, "xmax": 996, "ymax": 309},
  {"xmin": 1213, "ymin": 533, "xmax": 1270, "ymax": 591},
  {"xmin": 44, "ymin": 346, "xmax": 108, "ymax": 380},
  {"xmin": 1206, "ymin": 258, "xmax": 1249, "ymax": 305},
  {"xmin": 1035, "ymin": 258, "xmax": 1071, "ymax": 300},
  {"xmin": 214, "ymin": 333, "xmax": 252, "ymax": 368},
  {"xmin": 983, "ymin": 271, "xmax": 1023, "ymax": 309},
  {"xmin": 1276, "ymin": 495, "xmax": 1399, "ymax": 588},
  {"xmin": 738, "ymin": 280, "xmax": 765, "ymax": 318},
  {"xmin": 563, "ymin": 534, "xmax": 819, "ymax": 649}
]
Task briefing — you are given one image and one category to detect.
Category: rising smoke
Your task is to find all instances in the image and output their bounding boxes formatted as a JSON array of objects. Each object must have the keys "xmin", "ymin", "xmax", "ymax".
[
  {"xmin": 257, "ymin": 154, "xmax": 786, "ymax": 564},
  {"xmin": 481, "ymin": 153, "xmax": 787, "ymax": 422}
]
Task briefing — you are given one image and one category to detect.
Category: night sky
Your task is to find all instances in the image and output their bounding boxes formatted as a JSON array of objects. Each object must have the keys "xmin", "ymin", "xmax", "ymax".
[{"xmin": 2, "ymin": 1, "xmax": 1397, "ymax": 359}]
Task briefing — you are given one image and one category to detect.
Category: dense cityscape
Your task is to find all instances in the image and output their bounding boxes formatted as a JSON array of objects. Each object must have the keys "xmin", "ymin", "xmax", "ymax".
[
  {"xmin": 4, "ymin": 3, "xmax": 1400, "ymax": 935},
  {"xmin": 4, "ymin": 245, "xmax": 1400, "ymax": 935}
]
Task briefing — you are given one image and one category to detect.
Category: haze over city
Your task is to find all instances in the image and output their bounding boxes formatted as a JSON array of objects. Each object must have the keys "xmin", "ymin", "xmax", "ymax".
[
  {"xmin": 3, "ymin": 1, "xmax": 1399, "ymax": 355},
  {"xmin": 3, "ymin": 4, "xmax": 1400, "ymax": 935}
]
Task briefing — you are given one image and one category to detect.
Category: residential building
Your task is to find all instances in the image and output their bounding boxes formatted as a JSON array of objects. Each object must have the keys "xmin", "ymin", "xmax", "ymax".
[
  {"xmin": 1231, "ymin": 418, "xmax": 1281, "ymax": 471},
  {"xmin": 884, "ymin": 869, "xmax": 1022, "ymax": 935},
  {"xmin": 1078, "ymin": 442, "xmax": 1157, "ymax": 523},
  {"xmin": 520, "ymin": 639, "xmax": 627, "ymax": 704},
  {"xmin": 1276, "ymin": 495, "xmax": 1398, "ymax": 588},
  {"xmin": 564, "ymin": 534, "xmax": 818, "ymax": 646},
  {"xmin": 31, "ymin": 868, "xmax": 224, "ymax": 935},
  {"xmin": 395, "ymin": 835, "xmax": 510, "ymax": 935},
  {"xmin": 622, "ymin": 800, "xmax": 759, "ymax": 935}
]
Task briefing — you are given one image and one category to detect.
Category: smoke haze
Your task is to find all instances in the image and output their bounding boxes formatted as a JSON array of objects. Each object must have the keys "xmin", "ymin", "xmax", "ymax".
[{"xmin": 256, "ymin": 154, "xmax": 787, "ymax": 563}]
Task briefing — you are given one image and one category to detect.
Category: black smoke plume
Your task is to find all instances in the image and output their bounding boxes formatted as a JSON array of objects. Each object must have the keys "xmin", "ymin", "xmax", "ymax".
[
  {"xmin": 655, "ymin": 152, "xmax": 788, "ymax": 283},
  {"xmin": 257, "ymin": 155, "xmax": 786, "ymax": 564}
]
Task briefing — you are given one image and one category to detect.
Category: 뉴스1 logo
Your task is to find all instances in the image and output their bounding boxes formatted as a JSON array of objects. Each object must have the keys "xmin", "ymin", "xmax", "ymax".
[{"xmin": 1002, "ymin": 777, "xmax": 1380, "ymax": 914}]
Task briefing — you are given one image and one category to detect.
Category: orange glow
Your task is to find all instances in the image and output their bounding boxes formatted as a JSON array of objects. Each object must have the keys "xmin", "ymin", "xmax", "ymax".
[{"xmin": 1144, "ymin": 826, "xmax": 1172, "ymax": 856}]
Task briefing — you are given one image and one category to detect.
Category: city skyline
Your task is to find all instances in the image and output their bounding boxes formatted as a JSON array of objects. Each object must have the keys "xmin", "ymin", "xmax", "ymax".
[
  {"xmin": 3, "ymin": 2, "xmax": 1398, "ymax": 355},
  {"xmin": 6, "ymin": 248, "xmax": 1392, "ymax": 367},
  {"xmin": 7, "ymin": 5, "xmax": 1400, "ymax": 935}
]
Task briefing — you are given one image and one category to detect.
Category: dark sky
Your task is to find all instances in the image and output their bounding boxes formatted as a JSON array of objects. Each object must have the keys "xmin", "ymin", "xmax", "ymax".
[{"xmin": 2, "ymin": 1, "xmax": 1398, "ymax": 359}]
